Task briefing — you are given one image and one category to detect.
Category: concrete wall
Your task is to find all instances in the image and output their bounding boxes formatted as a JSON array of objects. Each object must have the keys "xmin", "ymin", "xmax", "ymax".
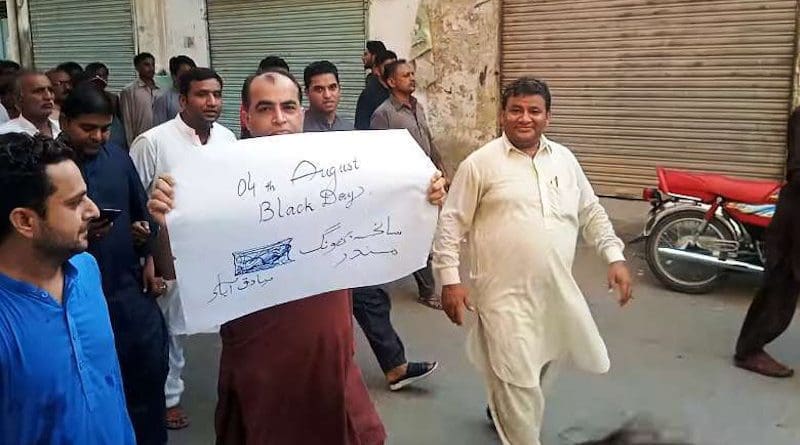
[
  {"xmin": 368, "ymin": 0, "xmax": 500, "ymax": 175},
  {"xmin": 133, "ymin": 0, "xmax": 209, "ymax": 72}
]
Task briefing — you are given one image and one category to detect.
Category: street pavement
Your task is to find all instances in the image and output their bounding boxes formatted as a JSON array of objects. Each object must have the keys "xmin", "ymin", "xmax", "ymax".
[{"xmin": 169, "ymin": 198, "xmax": 800, "ymax": 444}]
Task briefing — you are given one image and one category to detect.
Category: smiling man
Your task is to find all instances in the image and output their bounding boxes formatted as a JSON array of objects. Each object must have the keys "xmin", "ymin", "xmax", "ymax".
[
  {"xmin": 433, "ymin": 77, "xmax": 633, "ymax": 445},
  {"xmin": 0, "ymin": 71, "xmax": 60, "ymax": 137}
]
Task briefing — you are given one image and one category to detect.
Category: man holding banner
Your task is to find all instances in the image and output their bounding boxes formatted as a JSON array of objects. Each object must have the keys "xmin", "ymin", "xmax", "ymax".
[{"xmin": 147, "ymin": 68, "xmax": 447, "ymax": 445}]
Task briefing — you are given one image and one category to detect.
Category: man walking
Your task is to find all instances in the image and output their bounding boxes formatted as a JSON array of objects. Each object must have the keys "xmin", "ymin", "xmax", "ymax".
[
  {"xmin": 734, "ymin": 107, "xmax": 800, "ymax": 377},
  {"xmin": 121, "ymin": 52, "xmax": 161, "ymax": 145},
  {"xmin": 372, "ymin": 59, "xmax": 444, "ymax": 310},
  {"xmin": 152, "ymin": 55, "xmax": 196, "ymax": 127},
  {"xmin": 355, "ymin": 50, "xmax": 396, "ymax": 130},
  {"xmin": 130, "ymin": 67, "xmax": 237, "ymax": 430},
  {"xmin": 148, "ymin": 67, "xmax": 447, "ymax": 444},
  {"xmin": 0, "ymin": 71, "xmax": 60, "ymax": 137},
  {"xmin": 303, "ymin": 60, "xmax": 439, "ymax": 390},
  {"xmin": 0, "ymin": 133, "xmax": 135, "ymax": 444},
  {"xmin": 60, "ymin": 84, "xmax": 169, "ymax": 444},
  {"xmin": 432, "ymin": 77, "xmax": 633, "ymax": 445}
]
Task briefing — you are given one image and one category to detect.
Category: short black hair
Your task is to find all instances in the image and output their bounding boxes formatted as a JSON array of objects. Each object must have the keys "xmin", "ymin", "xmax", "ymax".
[
  {"xmin": 366, "ymin": 40, "xmax": 387, "ymax": 55},
  {"xmin": 241, "ymin": 67, "xmax": 302, "ymax": 109},
  {"xmin": 55, "ymin": 62, "xmax": 83, "ymax": 79},
  {"xmin": 382, "ymin": 59, "xmax": 409, "ymax": 84},
  {"xmin": 0, "ymin": 133, "xmax": 75, "ymax": 241},
  {"xmin": 84, "ymin": 62, "xmax": 108, "ymax": 76},
  {"xmin": 62, "ymin": 83, "xmax": 113, "ymax": 119},
  {"xmin": 178, "ymin": 67, "xmax": 223, "ymax": 96},
  {"xmin": 0, "ymin": 60, "xmax": 21, "ymax": 74},
  {"xmin": 257, "ymin": 56, "xmax": 289, "ymax": 73},
  {"xmin": 169, "ymin": 55, "xmax": 197, "ymax": 77},
  {"xmin": 134, "ymin": 52, "xmax": 155, "ymax": 66},
  {"xmin": 303, "ymin": 60, "xmax": 339, "ymax": 90},
  {"xmin": 502, "ymin": 77, "xmax": 552, "ymax": 111},
  {"xmin": 375, "ymin": 50, "xmax": 398, "ymax": 68}
]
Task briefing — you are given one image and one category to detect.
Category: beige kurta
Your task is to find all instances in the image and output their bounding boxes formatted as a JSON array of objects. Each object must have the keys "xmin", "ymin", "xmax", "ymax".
[{"xmin": 432, "ymin": 134, "xmax": 625, "ymax": 389}]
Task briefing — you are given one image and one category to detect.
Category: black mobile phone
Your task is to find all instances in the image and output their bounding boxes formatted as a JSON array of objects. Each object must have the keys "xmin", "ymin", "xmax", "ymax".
[{"xmin": 99, "ymin": 208, "xmax": 123, "ymax": 223}]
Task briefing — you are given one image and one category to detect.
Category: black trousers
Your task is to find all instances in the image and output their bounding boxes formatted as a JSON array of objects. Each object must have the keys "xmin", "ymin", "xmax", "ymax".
[
  {"xmin": 412, "ymin": 255, "xmax": 435, "ymax": 300},
  {"xmin": 352, "ymin": 285, "xmax": 406, "ymax": 373},
  {"xmin": 107, "ymin": 286, "xmax": 169, "ymax": 445},
  {"xmin": 736, "ymin": 181, "xmax": 800, "ymax": 359}
]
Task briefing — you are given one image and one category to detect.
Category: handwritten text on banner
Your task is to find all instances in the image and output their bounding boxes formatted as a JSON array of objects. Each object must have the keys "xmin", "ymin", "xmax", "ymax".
[{"xmin": 167, "ymin": 130, "xmax": 438, "ymax": 334}]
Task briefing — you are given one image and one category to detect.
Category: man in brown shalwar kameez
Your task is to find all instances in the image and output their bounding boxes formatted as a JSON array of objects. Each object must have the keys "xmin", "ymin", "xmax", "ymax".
[{"xmin": 147, "ymin": 68, "xmax": 447, "ymax": 444}]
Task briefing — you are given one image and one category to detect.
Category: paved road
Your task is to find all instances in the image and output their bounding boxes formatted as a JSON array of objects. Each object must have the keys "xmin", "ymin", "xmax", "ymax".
[{"xmin": 169, "ymin": 199, "xmax": 800, "ymax": 444}]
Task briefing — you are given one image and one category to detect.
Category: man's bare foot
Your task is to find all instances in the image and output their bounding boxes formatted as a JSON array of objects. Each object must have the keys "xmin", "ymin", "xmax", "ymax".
[{"xmin": 734, "ymin": 350, "xmax": 794, "ymax": 378}]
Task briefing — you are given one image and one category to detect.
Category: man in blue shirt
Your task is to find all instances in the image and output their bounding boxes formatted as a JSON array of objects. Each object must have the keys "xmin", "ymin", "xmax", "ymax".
[
  {"xmin": 59, "ymin": 84, "xmax": 169, "ymax": 445},
  {"xmin": 0, "ymin": 133, "xmax": 135, "ymax": 444}
]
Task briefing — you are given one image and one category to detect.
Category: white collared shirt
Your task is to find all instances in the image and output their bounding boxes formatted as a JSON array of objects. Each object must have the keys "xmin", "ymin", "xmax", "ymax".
[
  {"xmin": 0, "ymin": 115, "xmax": 61, "ymax": 138},
  {"xmin": 129, "ymin": 113, "xmax": 237, "ymax": 191},
  {"xmin": 432, "ymin": 133, "xmax": 625, "ymax": 387}
]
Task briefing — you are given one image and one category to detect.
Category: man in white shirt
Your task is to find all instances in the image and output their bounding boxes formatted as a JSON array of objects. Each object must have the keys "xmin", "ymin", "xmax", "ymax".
[
  {"xmin": 130, "ymin": 67, "xmax": 236, "ymax": 430},
  {"xmin": 432, "ymin": 77, "xmax": 633, "ymax": 445},
  {"xmin": 0, "ymin": 71, "xmax": 60, "ymax": 138}
]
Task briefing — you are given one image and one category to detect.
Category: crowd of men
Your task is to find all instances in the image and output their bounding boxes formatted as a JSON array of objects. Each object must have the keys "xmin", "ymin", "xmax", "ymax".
[{"xmin": 3, "ymin": 36, "xmax": 794, "ymax": 445}]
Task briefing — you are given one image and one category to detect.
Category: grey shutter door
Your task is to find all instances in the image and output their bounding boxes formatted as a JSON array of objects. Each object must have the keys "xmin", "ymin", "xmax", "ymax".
[
  {"xmin": 29, "ymin": 0, "xmax": 136, "ymax": 93},
  {"xmin": 502, "ymin": 0, "xmax": 796, "ymax": 197},
  {"xmin": 207, "ymin": 0, "xmax": 367, "ymax": 133}
]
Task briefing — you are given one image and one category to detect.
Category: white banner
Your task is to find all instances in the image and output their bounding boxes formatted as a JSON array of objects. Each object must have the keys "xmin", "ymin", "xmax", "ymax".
[{"xmin": 167, "ymin": 130, "xmax": 438, "ymax": 334}]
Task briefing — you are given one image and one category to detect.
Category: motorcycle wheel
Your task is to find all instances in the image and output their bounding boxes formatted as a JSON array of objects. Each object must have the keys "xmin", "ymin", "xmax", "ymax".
[{"xmin": 645, "ymin": 209, "xmax": 735, "ymax": 294}]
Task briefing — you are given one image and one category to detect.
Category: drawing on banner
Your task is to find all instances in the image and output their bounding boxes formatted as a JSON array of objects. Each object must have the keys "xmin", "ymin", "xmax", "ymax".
[{"xmin": 233, "ymin": 238, "xmax": 294, "ymax": 276}]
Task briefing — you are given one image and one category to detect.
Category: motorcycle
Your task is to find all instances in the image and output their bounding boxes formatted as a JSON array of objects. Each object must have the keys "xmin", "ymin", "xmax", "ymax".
[{"xmin": 638, "ymin": 167, "xmax": 781, "ymax": 294}]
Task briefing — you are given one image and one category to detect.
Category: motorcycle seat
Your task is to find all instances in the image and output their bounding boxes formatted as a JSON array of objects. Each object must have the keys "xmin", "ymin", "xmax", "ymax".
[{"xmin": 657, "ymin": 167, "xmax": 781, "ymax": 204}]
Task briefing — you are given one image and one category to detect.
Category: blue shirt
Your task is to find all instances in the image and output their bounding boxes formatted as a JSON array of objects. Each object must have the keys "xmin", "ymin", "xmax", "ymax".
[
  {"xmin": 78, "ymin": 142, "xmax": 155, "ymax": 297},
  {"xmin": 0, "ymin": 253, "xmax": 136, "ymax": 445}
]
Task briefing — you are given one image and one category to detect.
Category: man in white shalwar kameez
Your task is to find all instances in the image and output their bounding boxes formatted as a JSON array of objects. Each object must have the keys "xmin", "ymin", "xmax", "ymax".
[{"xmin": 432, "ymin": 77, "xmax": 633, "ymax": 445}]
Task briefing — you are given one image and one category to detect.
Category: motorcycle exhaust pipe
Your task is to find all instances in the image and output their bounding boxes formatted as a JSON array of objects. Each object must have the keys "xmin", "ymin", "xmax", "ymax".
[{"xmin": 657, "ymin": 248, "xmax": 764, "ymax": 273}]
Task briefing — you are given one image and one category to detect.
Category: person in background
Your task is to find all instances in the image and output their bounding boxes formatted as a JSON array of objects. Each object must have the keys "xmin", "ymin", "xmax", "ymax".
[
  {"xmin": 355, "ymin": 50, "xmax": 396, "ymax": 130},
  {"xmin": 0, "ymin": 71, "xmax": 60, "ymax": 138},
  {"xmin": 59, "ymin": 84, "xmax": 169, "ymax": 445},
  {"xmin": 152, "ymin": 55, "xmax": 197, "ymax": 127},
  {"xmin": 46, "ymin": 66, "xmax": 72, "ymax": 121},
  {"xmin": 363, "ymin": 40, "xmax": 387, "ymax": 83},
  {"xmin": 734, "ymin": 107, "xmax": 800, "ymax": 378},
  {"xmin": 83, "ymin": 62, "xmax": 127, "ymax": 149},
  {"xmin": 302, "ymin": 60, "xmax": 439, "ymax": 391},
  {"xmin": 0, "ymin": 60, "xmax": 21, "ymax": 123},
  {"xmin": 0, "ymin": 133, "xmax": 135, "ymax": 445},
  {"xmin": 240, "ymin": 55, "xmax": 291, "ymax": 138},
  {"xmin": 56, "ymin": 61, "xmax": 83, "ymax": 84},
  {"xmin": 130, "ymin": 67, "xmax": 236, "ymax": 431},
  {"xmin": 371, "ymin": 59, "xmax": 445, "ymax": 310},
  {"xmin": 433, "ymin": 77, "xmax": 632, "ymax": 445},
  {"xmin": 120, "ymin": 52, "xmax": 160, "ymax": 145}
]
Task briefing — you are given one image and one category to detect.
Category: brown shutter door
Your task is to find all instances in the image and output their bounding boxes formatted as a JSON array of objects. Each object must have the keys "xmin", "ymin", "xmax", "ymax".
[{"xmin": 502, "ymin": 0, "xmax": 797, "ymax": 197}]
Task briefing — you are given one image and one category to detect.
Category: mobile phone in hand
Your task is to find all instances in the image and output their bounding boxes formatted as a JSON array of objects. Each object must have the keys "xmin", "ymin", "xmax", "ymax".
[{"xmin": 99, "ymin": 208, "xmax": 123, "ymax": 223}]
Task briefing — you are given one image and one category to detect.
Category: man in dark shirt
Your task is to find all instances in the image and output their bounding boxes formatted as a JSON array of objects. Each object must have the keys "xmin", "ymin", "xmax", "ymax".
[
  {"xmin": 303, "ymin": 60, "xmax": 439, "ymax": 391},
  {"xmin": 354, "ymin": 50, "xmax": 397, "ymax": 130},
  {"xmin": 59, "ymin": 84, "xmax": 169, "ymax": 445},
  {"xmin": 363, "ymin": 40, "xmax": 387, "ymax": 85},
  {"xmin": 735, "ymin": 107, "xmax": 800, "ymax": 378},
  {"xmin": 0, "ymin": 133, "xmax": 135, "ymax": 444}
]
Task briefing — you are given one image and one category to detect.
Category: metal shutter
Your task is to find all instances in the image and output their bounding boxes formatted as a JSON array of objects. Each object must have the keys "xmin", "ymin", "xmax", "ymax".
[
  {"xmin": 207, "ymin": 0, "xmax": 367, "ymax": 133},
  {"xmin": 28, "ymin": 0, "xmax": 136, "ymax": 93},
  {"xmin": 502, "ymin": 0, "xmax": 797, "ymax": 197}
]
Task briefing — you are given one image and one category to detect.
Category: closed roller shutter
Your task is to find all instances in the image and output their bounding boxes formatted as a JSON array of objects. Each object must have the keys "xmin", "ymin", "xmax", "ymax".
[
  {"xmin": 207, "ymin": 0, "xmax": 367, "ymax": 133},
  {"xmin": 502, "ymin": 0, "xmax": 797, "ymax": 197},
  {"xmin": 29, "ymin": 0, "xmax": 136, "ymax": 93}
]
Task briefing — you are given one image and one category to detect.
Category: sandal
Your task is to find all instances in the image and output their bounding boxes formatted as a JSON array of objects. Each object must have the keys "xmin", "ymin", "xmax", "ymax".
[
  {"xmin": 417, "ymin": 295, "xmax": 443, "ymax": 310},
  {"xmin": 165, "ymin": 405, "xmax": 190, "ymax": 430}
]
